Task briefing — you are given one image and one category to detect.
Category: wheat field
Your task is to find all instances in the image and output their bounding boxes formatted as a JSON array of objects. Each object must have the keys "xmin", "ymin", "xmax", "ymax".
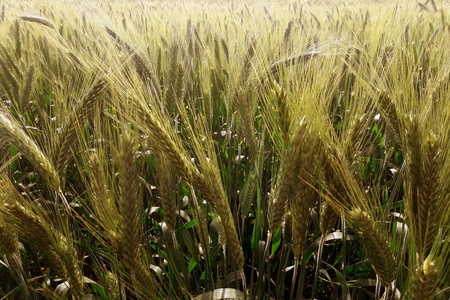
[{"xmin": 0, "ymin": 0, "xmax": 449, "ymax": 299}]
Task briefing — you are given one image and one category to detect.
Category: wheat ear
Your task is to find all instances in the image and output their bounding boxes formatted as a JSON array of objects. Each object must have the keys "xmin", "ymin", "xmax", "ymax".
[
  {"xmin": 89, "ymin": 153, "xmax": 119, "ymax": 243},
  {"xmin": 194, "ymin": 162, "xmax": 245, "ymax": 270},
  {"xmin": 0, "ymin": 58, "xmax": 20, "ymax": 103},
  {"xmin": 320, "ymin": 202, "xmax": 339, "ymax": 237},
  {"xmin": 0, "ymin": 220, "xmax": 20, "ymax": 258},
  {"xmin": 117, "ymin": 132, "xmax": 156, "ymax": 294},
  {"xmin": 154, "ymin": 152, "xmax": 177, "ymax": 231},
  {"xmin": 377, "ymin": 92, "xmax": 400, "ymax": 147},
  {"xmin": 269, "ymin": 118, "xmax": 308, "ymax": 233},
  {"xmin": 53, "ymin": 242, "xmax": 84, "ymax": 300},
  {"xmin": 14, "ymin": 20, "xmax": 21, "ymax": 59},
  {"xmin": 236, "ymin": 87, "xmax": 257, "ymax": 159},
  {"xmin": 140, "ymin": 104, "xmax": 245, "ymax": 270},
  {"xmin": 417, "ymin": 134, "xmax": 441, "ymax": 259},
  {"xmin": 105, "ymin": 271, "xmax": 121, "ymax": 300},
  {"xmin": 349, "ymin": 208, "xmax": 396, "ymax": 286},
  {"xmin": 105, "ymin": 26, "xmax": 158, "ymax": 94},
  {"xmin": 20, "ymin": 65, "xmax": 35, "ymax": 112},
  {"xmin": 291, "ymin": 186, "xmax": 314, "ymax": 259},
  {"xmin": 409, "ymin": 256, "xmax": 437, "ymax": 300},
  {"xmin": 239, "ymin": 170, "xmax": 256, "ymax": 218},
  {"xmin": 271, "ymin": 81, "xmax": 290, "ymax": 146},
  {"xmin": 2, "ymin": 194, "xmax": 82, "ymax": 297},
  {"xmin": 0, "ymin": 109, "xmax": 60, "ymax": 190},
  {"xmin": 343, "ymin": 114, "xmax": 367, "ymax": 168},
  {"xmin": 55, "ymin": 78, "xmax": 106, "ymax": 179},
  {"xmin": 19, "ymin": 15, "xmax": 56, "ymax": 29},
  {"xmin": 291, "ymin": 132, "xmax": 317, "ymax": 258},
  {"xmin": 140, "ymin": 105, "xmax": 196, "ymax": 183}
]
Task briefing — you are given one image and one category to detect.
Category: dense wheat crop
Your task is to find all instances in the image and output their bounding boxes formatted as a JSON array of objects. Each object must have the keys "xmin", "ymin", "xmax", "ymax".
[{"xmin": 0, "ymin": 0, "xmax": 449, "ymax": 299}]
